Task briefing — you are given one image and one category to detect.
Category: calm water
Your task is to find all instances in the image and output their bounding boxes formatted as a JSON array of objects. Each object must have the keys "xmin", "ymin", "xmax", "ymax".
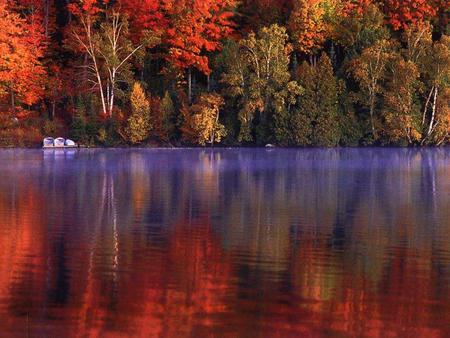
[{"xmin": 0, "ymin": 148, "xmax": 449, "ymax": 337}]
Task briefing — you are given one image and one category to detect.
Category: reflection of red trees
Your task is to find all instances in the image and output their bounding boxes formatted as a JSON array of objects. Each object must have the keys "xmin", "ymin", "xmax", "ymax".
[
  {"xmin": 290, "ymin": 231, "xmax": 449, "ymax": 337},
  {"xmin": 98, "ymin": 216, "xmax": 236, "ymax": 337},
  {"xmin": 70, "ymin": 216, "xmax": 234, "ymax": 337},
  {"xmin": 0, "ymin": 183, "xmax": 48, "ymax": 334},
  {"xmin": 0, "ymin": 181, "xmax": 449, "ymax": 337}
]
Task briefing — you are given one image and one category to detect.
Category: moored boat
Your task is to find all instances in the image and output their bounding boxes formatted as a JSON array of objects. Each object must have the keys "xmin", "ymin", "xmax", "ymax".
[{"xmin": 43, "ymin": 137, "xmax": 78, "ymax": 149}]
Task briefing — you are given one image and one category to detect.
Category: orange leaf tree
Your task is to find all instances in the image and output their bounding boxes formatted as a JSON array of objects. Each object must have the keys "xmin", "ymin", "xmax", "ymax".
[
  {"xmin": 381, "ymin": 0, "xmax": 437, "ymax": 30},
  {"xmin": 0, "ymin": 0, "xmax": 45, "ymax": 113},
  {"xmin": 163, "ymin": 0, "xmax": 237, "ymax": 102},
  {"xmin": 288, "ymin": 0, "xmax": 332, "ymax": 56},
  {"xmin": 120, "ymin": 0, "xmax": 167, "ymax": 42}
]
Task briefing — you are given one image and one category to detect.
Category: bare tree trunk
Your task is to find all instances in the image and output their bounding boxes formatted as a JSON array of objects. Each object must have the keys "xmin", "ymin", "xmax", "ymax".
[
  {"xmin": 96, "ymin": 68, "xmax": 107, "ymax": 116},
  {"xmin": 10, "ymin": 90, "xmax": 15, "ymax": 114},
  {"xmin": 211, "ymin": 109, "xmax": 220, "ymax": 147},
  {"xmin": 188, "ymin": 68, "xmax": 192, "ymax": 104},
  {"xmin": 369, "ymin": 91, "xmax": 376, "ymax": 137},
  {"xmin": 83, "ymin": 54, "xmax": 88, "ymax": 89},
  {"xmin": 44, "ymin": 0, "xmax": 49, "ymax": 38},
  {"xmin": 291, "ymin": 52, "xmax": 298, "ymax": 80},
  {"xmin": 193, "ymin": 70, "xmax": 196, "ymax": 100},
  {"xmin": 65, "ymin": 0, "xmax": 72, "ymax": 23},
  {"xmin": 207, "ymin": 74, "xmax": 210, "ymax": 92},
  {"xmin": 74, "ymin": 12, "xmax": 142, "ymax": 118},
  {"xmin": 427, "ymin": 87, "xmax": 438, "ymax": 138},
  {"xmin": 436, "ymin": 134, "xmax": 447, "ymax": 146},
  {"xmin": 422, "ymin": 86, "xmax": 434, "ymax": 126},
  {"xmin": 109, "ymin": 79, "xmax": 115, "ymax": 118},
  {"xmin": 51, "ymin": 100, "xmax": 56, "ymax": 120}
]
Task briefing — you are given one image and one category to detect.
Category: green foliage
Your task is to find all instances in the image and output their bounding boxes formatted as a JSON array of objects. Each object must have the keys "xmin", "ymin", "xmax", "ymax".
[
  {"xmin": 221, "ymin": 25, "xmax": 302, "ymax": 144},
  {"xmin": 160, "ymin": 91, "xmax": 176, "ymax": 141},
  {"xmin": 70, "ymin": 115, "xmax": 103, "ymax": 146},
  {"xmin": 290, "ymin": 108, "xmax": 312, "ymax": 146},
  {"xmin": 296, "ymin": 54, "xmax": 341, "ymax": 146},
  {"xmin": 338, "ymin": 88, "xmax": 363, "ymax": 147},
  {"xmin": 85, "ymin": 119, "xmax": 101, "ymax": 145},
  {"xmin": 332, "ymin": 4, "xmax": 389, "ymax": 59},
  {"xmin": 70, "ymin": 98, "xmax": 88, "ymax": 143},
  {"xmin": 339, "ymin": 111, "xmax": 363, "ymax": 146},
  {"xmin": 42, "ymin": 119, "xmax": 58, "ymax": 136},
  {"xmin": 96, "ymin": 119, "xmax": 122, "ymax": 146},
  {"xmin": 125, "ymin": 83, "xmax": 151, "ymax": 144},
  {"xmin": 69, "ymin": 116, "xmax": 86, "ymax": 142}
]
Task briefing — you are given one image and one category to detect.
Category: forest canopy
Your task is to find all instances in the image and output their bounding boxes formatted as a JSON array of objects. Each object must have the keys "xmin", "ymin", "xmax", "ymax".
[{"xmin": 0, "ymin": 0, "xmax": 449, "ymax": 147}]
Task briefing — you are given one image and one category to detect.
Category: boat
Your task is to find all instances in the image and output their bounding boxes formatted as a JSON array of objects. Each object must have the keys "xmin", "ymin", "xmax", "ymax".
[
  {"xmin": 43, "ymin": 137, "xmax": 55, "ymax": 147},
  {"xmin": 65, "ymin": 139, "xmax": 76, "ymax": 147},
  {"xmin": 54, "ymin": 137, "xmax": 65, "ymax": 147},
  {"xmin": 43, "ymin": 137, "xmax": 78, "ymax": 149}
]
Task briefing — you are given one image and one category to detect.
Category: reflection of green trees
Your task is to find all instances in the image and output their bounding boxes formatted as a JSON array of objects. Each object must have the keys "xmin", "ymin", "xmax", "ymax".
[{"xmin": 0, "ymin": 149, "xmax": 449, "ymax": 336}]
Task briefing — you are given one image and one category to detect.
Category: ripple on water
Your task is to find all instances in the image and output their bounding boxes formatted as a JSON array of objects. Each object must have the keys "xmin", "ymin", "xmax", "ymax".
[{"xmin": 0, "ymin": 148, "xmax": 450, "ymax": 337}]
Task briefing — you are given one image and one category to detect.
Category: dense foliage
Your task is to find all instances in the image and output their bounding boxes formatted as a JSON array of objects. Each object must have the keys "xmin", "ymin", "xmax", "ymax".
[{"xmin": 0, "ymin": 0, "xmax": 449, "ymax": 147}]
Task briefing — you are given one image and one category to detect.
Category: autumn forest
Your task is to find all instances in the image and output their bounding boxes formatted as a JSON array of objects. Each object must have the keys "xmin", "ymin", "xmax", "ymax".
[{"xmin": 0, "ymin": 0, "xmax": 449, "ymax": 147}]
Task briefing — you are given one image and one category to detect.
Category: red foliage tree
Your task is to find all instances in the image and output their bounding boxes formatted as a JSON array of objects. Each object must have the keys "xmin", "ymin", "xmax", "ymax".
[
  {"xmin": 381, "ymin": 0, "xmax": 437, "ymax": 30},
  {"xmin": 163, "ymin": 0, "xmax": 237, "ymax": 102},
  {"xmin": 0, "ymin": 0, "xmax": 46, "ymax": 114},
  {"xmin": 340, "ymin": 0, "xmax": 374, "ymax": 16},
  {"xmin": 120, "ymin": 0, "xmax": 167, "ymax": 42},
  {"xmin": 288, "ymin": 0, "xmax": 330, "ymax": 56}
]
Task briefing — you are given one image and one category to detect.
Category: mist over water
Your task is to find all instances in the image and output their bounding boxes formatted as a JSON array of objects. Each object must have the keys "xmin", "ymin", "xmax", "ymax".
[{"xmin": 0, "ymin": 148, "xmax": 449, "ymax": 337}]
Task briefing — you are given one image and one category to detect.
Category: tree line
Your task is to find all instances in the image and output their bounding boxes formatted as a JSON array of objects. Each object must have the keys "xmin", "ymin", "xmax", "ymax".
[{"xmin": 0, "ymin": 0, "xmax": 449, "ymax": 146}]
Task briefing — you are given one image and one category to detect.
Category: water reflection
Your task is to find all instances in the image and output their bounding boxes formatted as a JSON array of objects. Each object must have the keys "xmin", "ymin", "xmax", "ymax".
[{"xmin": 0, "ymin": 149, "xmax": 449, "ymax": 337}]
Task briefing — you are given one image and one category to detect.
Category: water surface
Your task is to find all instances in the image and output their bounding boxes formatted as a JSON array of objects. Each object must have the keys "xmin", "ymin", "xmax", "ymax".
[{"xmin": 0, "ymin": 148, "xmax": 449, "ymax": 337}]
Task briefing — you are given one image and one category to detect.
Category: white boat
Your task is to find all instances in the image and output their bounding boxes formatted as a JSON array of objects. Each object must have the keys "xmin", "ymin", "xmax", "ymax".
[
  {"xmin": 43, "ymin": 137, "xmax": 78, "ymax": 149},
  {"xmin": 43, "ymin": 137, "xmax": 55, "ymax": 147},
  {"xmin": 65, "ymin": 139, "xmax": 76, "ymax": 147},
  {"xmin": 54, "ymin": 137, "xmax": 65, "ymax": 147}
]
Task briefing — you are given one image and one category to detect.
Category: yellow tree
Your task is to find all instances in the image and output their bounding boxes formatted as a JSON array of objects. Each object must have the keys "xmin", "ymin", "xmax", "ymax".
[
  {"xmin": 181, "ymin": 93, "xmax": 226, "ymax": 146},
  {"xmin": 421, "ymin": 35, "xmax": 450, "ymax": 145},
  {"xmin": 349, "ymin": 39, "xmax": 394, "ymax": 140},
  {"xmin": 382, "ymin": 57, "xmax": 421, "ymax": 145},
  {"xmin": 402, "ymin": 21, "xmax": 432, "ymax": 64},
  {"xmin": 125, "ymin": 82, "xmax": 151, "ymax": 144}
]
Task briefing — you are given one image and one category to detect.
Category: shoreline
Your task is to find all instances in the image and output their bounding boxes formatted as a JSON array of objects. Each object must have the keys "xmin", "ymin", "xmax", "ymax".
[{"xmin": 1, "ymin": 145, "xmax": 448, "ymax": 150}]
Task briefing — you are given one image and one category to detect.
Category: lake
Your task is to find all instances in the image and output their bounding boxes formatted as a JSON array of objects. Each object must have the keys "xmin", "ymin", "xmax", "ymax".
[{"xmin": 0, "ymin": 148, "xmax": 449, "ymax": 337}]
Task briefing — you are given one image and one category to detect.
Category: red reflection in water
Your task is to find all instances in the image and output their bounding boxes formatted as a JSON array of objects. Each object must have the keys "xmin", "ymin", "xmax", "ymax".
[{"xmin": 0, "ymin": 149, "xmax": 449, "ymax": 337}]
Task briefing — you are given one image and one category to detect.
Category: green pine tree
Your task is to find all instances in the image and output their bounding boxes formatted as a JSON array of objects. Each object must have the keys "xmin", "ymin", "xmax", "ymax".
[{"xmin": 297, "ymin": 53, "xmax": 341, "ymax": 146}]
